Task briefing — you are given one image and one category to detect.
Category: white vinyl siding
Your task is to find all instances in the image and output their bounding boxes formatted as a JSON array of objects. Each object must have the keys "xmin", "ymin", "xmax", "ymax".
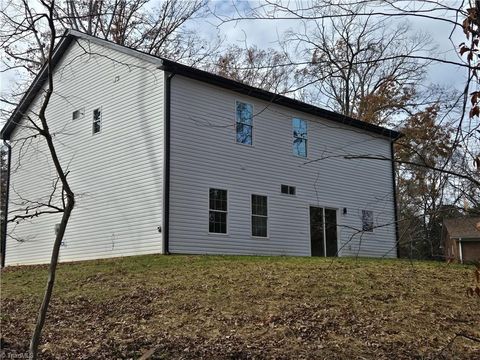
[
  {"xmin": 5, "ymin": 39, "xmax": 164, "ymax": 265},
  {"xmin": 168, "ymin": 75, "xmax": 397, "ymax": 257}
]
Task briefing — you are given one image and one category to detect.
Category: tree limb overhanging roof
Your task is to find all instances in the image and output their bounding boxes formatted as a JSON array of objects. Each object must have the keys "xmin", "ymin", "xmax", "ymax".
[
  {"xmin": 443, "ymin": 217, "xmax": 480, "ymax": 240},
  {"xmin": 0, "ymin": 29, "xmax": 402, "ymax": 141}
]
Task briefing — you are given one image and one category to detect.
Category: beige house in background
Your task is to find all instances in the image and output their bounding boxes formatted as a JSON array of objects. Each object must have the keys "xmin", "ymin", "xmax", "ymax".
[{"xmin": 443, "ymin": 217, "xmax": 480, "ymax": 263}]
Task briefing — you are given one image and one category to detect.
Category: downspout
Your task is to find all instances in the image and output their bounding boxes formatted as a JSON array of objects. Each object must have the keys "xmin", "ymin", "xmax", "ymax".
[
  {"xmin": 162, "ymin": 71, "xmax": 175, "ymax": 254},
  {"xmin": 458, "ymin": 238, "xmax": 463, "ymax": 264},
  {"xmin": 1, "ymin": 140, "xmax": 11, "ymax": 268},
  {"xmin": 390, "ymin": 139, "xmax": 400, "ymax": 258}
]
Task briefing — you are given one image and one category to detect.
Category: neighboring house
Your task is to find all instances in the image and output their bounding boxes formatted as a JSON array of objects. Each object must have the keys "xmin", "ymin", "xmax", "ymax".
[
  {"xmin": 443, "ymin": 217, "xmax": 480, "ymax": 263},
  {"xmin": 0, "ymin": 30, "xmax": 401, "ymax": 266}
]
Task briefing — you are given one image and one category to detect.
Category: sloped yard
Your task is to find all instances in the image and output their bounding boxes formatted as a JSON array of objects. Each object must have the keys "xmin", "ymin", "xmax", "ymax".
[{"xmin": 1, "ymin": 255, "xmax": 479, "ymax": 359}]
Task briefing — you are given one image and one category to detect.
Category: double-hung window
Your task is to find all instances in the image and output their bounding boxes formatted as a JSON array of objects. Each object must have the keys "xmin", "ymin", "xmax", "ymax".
[
  {"xmin": 251, "ymin": 194, "xmax": 268, "ymax": 237},
  {"xmin": 292, "ymin": 118, "xmax": 307, "ymax": 157},
  {"xmin": 236, "ymin": 101, "xmax": 253, "ymax": 145},
  {"xmin": 92, "ymin": 108, "xmax": 102, "ymax": 134},
  {"xmin": 209, "ymin": 189, "xmax": 227, "ymax": 234}
]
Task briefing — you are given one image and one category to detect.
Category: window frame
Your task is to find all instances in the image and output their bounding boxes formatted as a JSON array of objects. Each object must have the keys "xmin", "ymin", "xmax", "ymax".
[
  {"xmin": 92, "ymin": 107, "xmax": 102, "ymax": 135},
  {"xmin": 292, "ymin": 117, "xmax": 308, "ymax": 158},
  {"xmin": 208, "ymin": 188, "xmax": 228, "ymax": 235},
  {"xmin": 251, "ymin": 194, "xmax": 269, "ymax": 238},
  {"xmin": 235, "ymin": 100, "xmax": 254, "ymax": 146}
]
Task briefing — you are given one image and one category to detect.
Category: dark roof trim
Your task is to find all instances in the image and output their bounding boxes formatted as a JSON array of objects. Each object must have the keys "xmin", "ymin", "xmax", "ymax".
[
  {"xmin": 1, "ymin": 30, "xmax": 402, "ymax": 141},
  {"xmin": 160, "ymin": 59, "xmax": 402, "ymax": 140}
]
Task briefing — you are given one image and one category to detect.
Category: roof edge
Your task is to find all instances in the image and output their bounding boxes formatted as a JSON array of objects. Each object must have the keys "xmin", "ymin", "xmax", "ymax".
[
  {"xmin": 160, "ymin": 59, "xmax": 402, "ymax": 140},
  {"xmin": 1, "ymin": 29, "xmax": 402, "ymax": 141}
]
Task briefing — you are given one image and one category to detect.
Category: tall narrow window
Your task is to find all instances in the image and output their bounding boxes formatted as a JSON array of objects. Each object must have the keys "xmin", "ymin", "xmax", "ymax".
[
  {"xmin": 209, "ymin": 189, "xmax": 227, "ymax": 234},
  {"xmin": 92, "ymin": 108, "xmax": 102, "ymax": 134},
  {"xmin": 251, "ymin": 195, "xmax": 268, "ymax": 237},
  {"xmin": 292, "ymin": 118, "xmax": 307, "ymax": 157},
  {"xmin": 236, "ymin": 101, "xmax": 253, "ymax": 145}
]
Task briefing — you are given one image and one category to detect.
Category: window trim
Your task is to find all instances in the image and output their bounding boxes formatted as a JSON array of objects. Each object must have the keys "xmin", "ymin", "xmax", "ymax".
[
  {"xmin": 235, "ymin": 100, "xmax": 254, "ymax": 146},
  {"xmin": 292, "ymin": 117, "xmax": 308, "ymax": 158},
  {"xmin": 208, "ymin": 188, "xmax": 228, "ymax": 235},
  {"xmin": 251, "ymin": 194, "xmax": 269, "ymax": 238},
  {"xmin": 92, "ymin": 107, "xmax": 102, "ymax": 135}
]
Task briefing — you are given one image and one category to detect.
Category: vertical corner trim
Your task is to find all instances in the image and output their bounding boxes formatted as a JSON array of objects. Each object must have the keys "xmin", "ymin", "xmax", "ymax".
[
  {"xmin": 390, "ymin": 140, "xmax": 400, "ymax": 258},
  {"xmin": 162, "ymin": 71, "xmax": 174, "ymax": 255},
  {"xmin": 1, "ymin": 140, "xmax": 11, "ymax": 267}
]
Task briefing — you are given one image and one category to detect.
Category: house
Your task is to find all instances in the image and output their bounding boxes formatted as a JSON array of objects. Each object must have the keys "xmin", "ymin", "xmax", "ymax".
[
  {"xmin": 443, "ymin": 217, "xmax": 480, "ymax": 263},
  {"xmin": 0, "ymin": 30, "xmax": 401, "ymax": 266}
]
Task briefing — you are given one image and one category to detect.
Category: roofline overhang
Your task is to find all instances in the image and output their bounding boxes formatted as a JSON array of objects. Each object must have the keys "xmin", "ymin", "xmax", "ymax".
[
  {"xmin": 159, "ymin": 59, "xmax": 403, "ymax": 140},
  {"xmin": 1, "ymin": 29, "xmax": 403, "ymax": 141}
]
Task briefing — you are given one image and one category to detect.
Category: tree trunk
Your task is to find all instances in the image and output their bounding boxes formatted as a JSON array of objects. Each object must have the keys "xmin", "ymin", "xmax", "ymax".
[{"xmin": 29, "ymin": 195, "xmax": 74, "ymax": 359}]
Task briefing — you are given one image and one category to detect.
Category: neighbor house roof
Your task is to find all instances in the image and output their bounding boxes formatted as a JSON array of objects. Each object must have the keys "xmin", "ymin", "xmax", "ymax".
[
  {"xmin": 0, "ymin": 29, "xmax": 403, "ymax": 141},
  {"xmin": 443, "ymin": 217, "xmax": 480, "ymax": 240}
]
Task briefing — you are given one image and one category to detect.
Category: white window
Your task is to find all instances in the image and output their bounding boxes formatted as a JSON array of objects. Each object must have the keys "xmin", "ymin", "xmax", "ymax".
[
  {"xmin": 92, "ymin": 108, "xmax": 102, "ymax": 134},
  {"xmin": 236, "ymin": 101, "xmax": 253, "ymax": 145},
  {"xmin": 209, "ymin": 189, "xmax": 227, "ymax": 234},
  {"xmin": 362, "ymin": 210, "xmax": 374, "ymax": 232},
  {"xmin": 252, "ymin": 194, "xmax": 268, "ymax": 237},
  {"xmin": 292, "ymin": 118, "xmax": 307, "ymax": 157}
]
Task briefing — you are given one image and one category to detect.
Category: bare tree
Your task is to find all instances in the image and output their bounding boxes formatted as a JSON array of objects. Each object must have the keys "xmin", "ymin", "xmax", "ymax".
[
  {"xmin": 1, "ymin": 1, "xmax": 75, "ymax": 358},
  {"xmin": 0, "ymin": 0, "xmax": 221, "ymax": 122},
  {"xmin": 286, "ymin": 12, "xmax": 433, "ymax": 126},
  {"xmin": 207, "ymin": 44, "xmax": 296, "ymax": 94}
]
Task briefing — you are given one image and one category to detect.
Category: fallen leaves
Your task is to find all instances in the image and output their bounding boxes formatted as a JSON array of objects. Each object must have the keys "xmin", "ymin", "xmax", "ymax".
[{"xmin": 1, "ymin": 255, "xmax": 479, "ymax": 359}]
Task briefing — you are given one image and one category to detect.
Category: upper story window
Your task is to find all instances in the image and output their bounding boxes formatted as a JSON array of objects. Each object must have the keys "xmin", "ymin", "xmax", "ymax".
[
  {"xmin": 209, "ymin": 188, "xmax": 228, "ymax": 234},
  {"xmin": 236, "ymin": 101, "xmax": 253, "ymax": 145},
  {"xmin": 292, "ymin": 118, "xmax": 307, "ymax": 157},
  {"xmin": 251, "ymin": 194, "xmax": 268, "ymax": 237},
  {"xmin": 92, "ymin": 108, "xmax": 102, "ymax": 135}
]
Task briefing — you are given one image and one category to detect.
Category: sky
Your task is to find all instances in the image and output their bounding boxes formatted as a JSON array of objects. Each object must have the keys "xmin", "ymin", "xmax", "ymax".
[
  {"xmin": 0, "ymin": 0, "xmax": 471, "ymax": 117},
  {"xmin": 202, "ymin": 0, "xmax": 468, "ymax": 88}
]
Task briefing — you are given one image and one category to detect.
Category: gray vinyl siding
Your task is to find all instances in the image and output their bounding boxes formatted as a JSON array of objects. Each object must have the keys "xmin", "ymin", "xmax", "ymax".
[
  {"xmin": 5, "ymin": 39, "xmax": 164, "ymax": 265},
  {"xmin": 168, "ymin": 75, "xmax": 397, "ymax": 257}
]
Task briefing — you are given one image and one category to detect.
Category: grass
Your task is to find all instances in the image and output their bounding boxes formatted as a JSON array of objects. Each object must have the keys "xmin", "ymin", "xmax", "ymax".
[{"xmin": 1, "ymin": 254, "xmax": 479, "ymax": 359}]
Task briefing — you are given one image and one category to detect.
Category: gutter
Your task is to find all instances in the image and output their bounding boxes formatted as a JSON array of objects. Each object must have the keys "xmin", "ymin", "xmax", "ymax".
[
  {"xmin": 1, "ymin": 140, "xmax": 11, "ymax": 267},
  {"xmin": 162, "ymin": 71, "xmax": 174, "ymax": 254},
  {"xmin": 390, "ymin": 140, "xmax": 401, "ymax": 258}
]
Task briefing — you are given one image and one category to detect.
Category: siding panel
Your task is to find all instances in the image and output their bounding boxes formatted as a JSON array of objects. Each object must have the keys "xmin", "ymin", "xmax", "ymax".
[
  {"xmin": 168, "ymin": 76, "xmax": 397, "ymax": 258},
  {"xmin": 6, "ymin": 40, "xmax": 164, "ymax": 265}
]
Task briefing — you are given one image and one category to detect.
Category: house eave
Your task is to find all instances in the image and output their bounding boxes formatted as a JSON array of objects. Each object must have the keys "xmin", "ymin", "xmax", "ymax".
[
  {"xmin": 159, "ymin": 59, "xmax": 403, "ymax": 141},
  {"xmin": 1, "ymin": 29, "xmax": 403, "ymax": 142}
]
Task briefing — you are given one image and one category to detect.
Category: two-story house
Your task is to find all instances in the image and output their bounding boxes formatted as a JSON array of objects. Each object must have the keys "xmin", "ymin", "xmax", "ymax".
[{"xmin": 0, "ymin": 30, "xmax": 401, "ymax": 266}]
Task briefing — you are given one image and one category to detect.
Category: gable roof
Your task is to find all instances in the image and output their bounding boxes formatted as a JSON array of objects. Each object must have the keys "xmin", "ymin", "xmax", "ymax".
[
  {"xmin": 443, "ymin": 217, "xmax": 480, "ymax": 239},
  {"xmin": 1, "ymin": 29, "xmax": 402, "ymax": 141}
]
